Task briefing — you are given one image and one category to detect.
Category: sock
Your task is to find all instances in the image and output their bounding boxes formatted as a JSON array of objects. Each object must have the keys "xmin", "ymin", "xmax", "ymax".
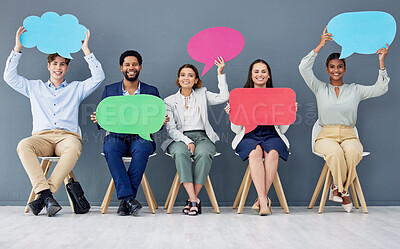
[{"xmin": 39, "ymin": 189, "xmax": 52, "ymax": 199}]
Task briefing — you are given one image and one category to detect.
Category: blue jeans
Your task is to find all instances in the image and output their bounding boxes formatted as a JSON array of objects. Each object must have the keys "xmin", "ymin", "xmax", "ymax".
[{"xmin": 103, "ymin": 134, "xmax": 155, "ymax": 199}]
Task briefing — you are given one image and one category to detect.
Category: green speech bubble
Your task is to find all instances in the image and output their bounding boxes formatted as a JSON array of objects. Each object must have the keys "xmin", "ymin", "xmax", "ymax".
[{"xmin": 96, "ymin": 95, "xmax": 166, "ymax": 141}]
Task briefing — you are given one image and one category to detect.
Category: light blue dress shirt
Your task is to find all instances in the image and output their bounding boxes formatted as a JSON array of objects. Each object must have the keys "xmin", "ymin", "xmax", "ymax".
[
  {"xmin": 122, "ymin": 81, "xmax": 141, "ymax": 96},
  {"xmin": 3, "ymin": 50, "xmax": 105, "ymax": 134}
]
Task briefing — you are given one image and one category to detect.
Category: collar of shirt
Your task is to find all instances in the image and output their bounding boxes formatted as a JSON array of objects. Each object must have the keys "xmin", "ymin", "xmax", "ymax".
[
  {"xmin": 122, "ymin": 81, "xmax": 141, "ymax": 96},
  {"xmin": 47, "ymin": 80, "xmax": 68, "ymax": 90}
]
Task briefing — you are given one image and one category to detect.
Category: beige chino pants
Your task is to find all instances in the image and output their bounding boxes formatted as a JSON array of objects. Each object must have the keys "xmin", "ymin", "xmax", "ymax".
[
  {"xmin": 16, "ymin": 129, "xmax": 82, "ymax": 194},
  {"xmin": 314, "ymin": 125, "xmax": 363, "ymax": 193}
]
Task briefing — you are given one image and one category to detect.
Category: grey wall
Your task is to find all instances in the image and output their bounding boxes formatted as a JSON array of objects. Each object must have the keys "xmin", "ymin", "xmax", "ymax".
[{"xmin": 1, "ymin": 0, "xmax": 399, "ymax": 207}]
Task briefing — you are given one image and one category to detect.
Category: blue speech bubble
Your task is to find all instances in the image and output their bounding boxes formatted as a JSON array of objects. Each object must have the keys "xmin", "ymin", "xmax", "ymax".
[
  {"xmin": 327, "ymin": 11, "xmax": 396, "ymax": 59},
  {"xmin": 20, "ymin": 12, "xmax": 87, "ymax": 59}
]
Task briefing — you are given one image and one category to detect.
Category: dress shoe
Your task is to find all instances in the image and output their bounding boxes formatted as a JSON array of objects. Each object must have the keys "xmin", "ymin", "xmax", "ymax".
[
  {"xmin": 28, "ymin": 195, "xmax": 44, "ymax": 216},
  {"xmin": 126, "ymin": 198, "xmax": 142, "ymax": 216},
  {"xmin": 259, "ymin": 197, "xmax": 272, "ymax": 216},
  {"xmin": 341, "ymin": 191, "xmax": 353, "ymax": 213},
  {"xmin": 44, "ymin": 196, "xmax": 62, "ymax": 217},
  {"xmin": 251, "ymin": 198, "xmax": 259, "ymax": 211},
  {"xmin": 117, "ymin": 199, "xmax": 129, "ymax": 216}
]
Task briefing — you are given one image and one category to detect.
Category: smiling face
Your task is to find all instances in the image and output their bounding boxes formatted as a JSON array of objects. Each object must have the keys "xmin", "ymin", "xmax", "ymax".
[
  {"xmin": 47, "ymin": 56, "xmax": 69, "ymax": 82},
  {"xmin": 120, "ymin": 56, "xmax": 142, "ymax": 82},
  {"xmin": 178, "ymin": 67, "xmax": 199, "ymax": 90},
  {"xmin": 326, "ymin": 59, "xmax": 346, "ymax": 83},
  {"xmin": 251, "ymin": 62, "xmax": 270, "ymax": 88}
]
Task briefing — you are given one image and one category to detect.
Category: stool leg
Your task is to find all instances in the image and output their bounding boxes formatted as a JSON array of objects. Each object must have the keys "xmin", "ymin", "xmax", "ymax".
[
  {"xmin": 309, "ymin": 164, "xmax": 328, "ymax": 209},
  {"xmin": 141, "ymin": 173, "xmax": 156, "ymax": 214},
  {"xmin": 148, "ymin": 181, "xmax": 158, "ymax": 209},
  {"xmin": 164, "ymin": 173, "xmax": 179, "ymax": 209},
  {"xmin": 68, "ymin": 171, "xmax": 76, "ymax": 181},
  {"xmin": 25, "ymin": 160, "xmax": 51, "ymax": 213},
  {"xmin": 204, "ymin": 175, "xmax": 220, "ymax": 214},
  {"xmin": 349, "ymin": 183, "xmax": 359, "ymax": 209},
  {"xmin": 237, "ymin": 166, "xmax": 252, "ymax": 214},
  {"xmin": 318, "ymin": 170, "xmax": 332, "ymax": 214},
  {"xmin": 101, "ymin": 179, "xmax": 115, "ymax": 214},
  {"xmin": 353, "ymin": 173, "xmax": 368, "ymax": 214},
  {"xmin": 273, "ymin": 172, "xmax": 289, "ymax": 214},
  {"xmin": 64, "ymin": 174, "xmax": 75, "ymax": 213},
  {"xmin": 166, "ymin": 173, "xmax": 180, "ymax": 214},
  {"xmin": 233, "ymin": 166, "xmax": 250, "ymax": 209}
]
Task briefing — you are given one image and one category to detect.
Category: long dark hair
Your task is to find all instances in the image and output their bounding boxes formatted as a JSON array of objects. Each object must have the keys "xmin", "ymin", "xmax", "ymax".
[{"xmin": 243, "ymin": 59, "xmax": 273, "ymax": 88}]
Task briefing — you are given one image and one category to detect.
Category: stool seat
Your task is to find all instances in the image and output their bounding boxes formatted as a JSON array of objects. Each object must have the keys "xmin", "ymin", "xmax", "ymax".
[{"xmin": 100, "ymin": 153, "xmax": 158, "ymax": 214}]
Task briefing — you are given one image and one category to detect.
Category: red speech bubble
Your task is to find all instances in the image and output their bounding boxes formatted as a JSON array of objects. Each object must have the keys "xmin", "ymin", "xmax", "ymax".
[
  {"xmin": 229, "ymin": 88, "xmax": 296, "ymax": 134},
  {"xmin": 187, "ymin": 27, "xmax": 245, "ymax": 76}
]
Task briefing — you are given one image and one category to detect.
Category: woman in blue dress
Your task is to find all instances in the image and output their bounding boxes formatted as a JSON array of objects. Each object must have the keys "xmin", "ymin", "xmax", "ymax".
[{"xmin": 225, "ymin": 59, "xmax": 294, "ymax": 215}]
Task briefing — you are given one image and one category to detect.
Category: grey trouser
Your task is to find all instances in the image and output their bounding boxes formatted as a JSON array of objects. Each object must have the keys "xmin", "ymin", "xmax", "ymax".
[{"xmin": 167, "ymin": 131, "xmax": 216, "ymax": 185}]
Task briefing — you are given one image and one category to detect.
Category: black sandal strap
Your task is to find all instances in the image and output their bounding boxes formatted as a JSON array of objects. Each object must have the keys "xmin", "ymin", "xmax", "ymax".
[
  {"xmin": 188, "ymin": 201, "xmax": 199, "ymax": 216},
  {"xmin": 182, "ymin": 200, "xmax": 191, "ymax": 214}
]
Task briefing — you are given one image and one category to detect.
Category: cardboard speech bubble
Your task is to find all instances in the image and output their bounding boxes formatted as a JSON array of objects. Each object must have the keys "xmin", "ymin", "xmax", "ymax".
[
  {"xmin": 229, "ymin": 88, "xmax": 296, "ymax": 134},
  {"xmin": 96, "ymin": 95, "xmax": 166, "ymax": 141},
  {"xmin": 187, "ymin": 27, "xmax": 244, "ymax": 76},
  {"xmin": 327, "ymin": 11, "xmax": 396, "ymax": 59},
  {"xmin": 20, "ymin": 12, "xmax": 87, "ymax": 59}
]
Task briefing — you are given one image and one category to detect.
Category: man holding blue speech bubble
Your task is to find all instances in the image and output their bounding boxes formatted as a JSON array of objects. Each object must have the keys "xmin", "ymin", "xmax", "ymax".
[
  {"xmin": 3, "ymin": 26, "xmax": 105, "ymax": 216},
  {"xmin": 91, "ymin": 50, "xmax": 168, "ymax": 216}
]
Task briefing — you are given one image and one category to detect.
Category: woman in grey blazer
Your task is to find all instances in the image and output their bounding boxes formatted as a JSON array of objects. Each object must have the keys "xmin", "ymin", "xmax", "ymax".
[{"xmin": 161, "ymin": 57, "xmax": 229, "ymax": 215}]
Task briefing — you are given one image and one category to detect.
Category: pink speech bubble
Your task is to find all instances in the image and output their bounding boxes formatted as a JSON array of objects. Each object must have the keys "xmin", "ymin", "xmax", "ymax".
[
  {"xmin": 230, "ymin": 88, "xmax": 296, "ymax": 134},
  {"xmin": 187, "ymin": 27, "xmax": 245, "ymax": 76}
]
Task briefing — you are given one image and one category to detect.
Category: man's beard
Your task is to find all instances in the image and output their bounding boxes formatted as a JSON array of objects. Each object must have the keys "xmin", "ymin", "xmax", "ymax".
[{"xmin": 123, "ymin": 70, "xmax": 140, "ymax": 82}]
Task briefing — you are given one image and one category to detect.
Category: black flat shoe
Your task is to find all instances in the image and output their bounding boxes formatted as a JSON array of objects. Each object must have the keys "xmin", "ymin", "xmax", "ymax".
[
  {"xmin": 44, "ymin": 196, "xmax": 62, "ymax": 217},
  {"xmin": 28, "ymin": 195, "xmax": 44, "ymax": 216}
]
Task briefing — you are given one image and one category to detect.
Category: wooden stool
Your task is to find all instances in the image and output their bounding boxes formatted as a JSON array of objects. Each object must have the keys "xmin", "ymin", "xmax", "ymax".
[
  {"xmin": 25, "ymin": 157, "xmax": 76, "ymax": 213},
  {"xmin": 100, "ymin": 153, "xmax": 158, "ymax": 214},
  {"xmin": 232, "ymin": 164, "xmax": 289, "ymax": 214},
  {"xmin": 308, "ymin": 119, "xmax": 369, "ymax": 214},
  {"xmin": 164, "ymin": 152, "xmax": 221, "ymax": 214}
]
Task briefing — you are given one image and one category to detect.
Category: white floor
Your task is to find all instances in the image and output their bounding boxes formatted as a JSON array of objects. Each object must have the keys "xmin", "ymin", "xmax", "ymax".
[{"xmin": 0, "ymin": 206, "xmax": 399, "ymax": 249}]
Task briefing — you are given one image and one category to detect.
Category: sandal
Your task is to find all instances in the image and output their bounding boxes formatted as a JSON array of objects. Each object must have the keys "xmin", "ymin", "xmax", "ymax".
[
  {"xmin": 329, "ymin": 183, "xmax": 343, "ymax": 203},
  {"xmin": 182, "ymin": 200, "xmax": 190, "ymax": 214},
  {"xmin": 188, "ymin": 201, "xmax": 202, "ymax": 216}
]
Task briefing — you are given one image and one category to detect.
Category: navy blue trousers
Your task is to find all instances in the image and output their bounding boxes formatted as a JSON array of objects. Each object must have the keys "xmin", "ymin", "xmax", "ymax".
[{"xmin": 103, "ymin": 134, "xmax": 155, "ymax": 199}]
